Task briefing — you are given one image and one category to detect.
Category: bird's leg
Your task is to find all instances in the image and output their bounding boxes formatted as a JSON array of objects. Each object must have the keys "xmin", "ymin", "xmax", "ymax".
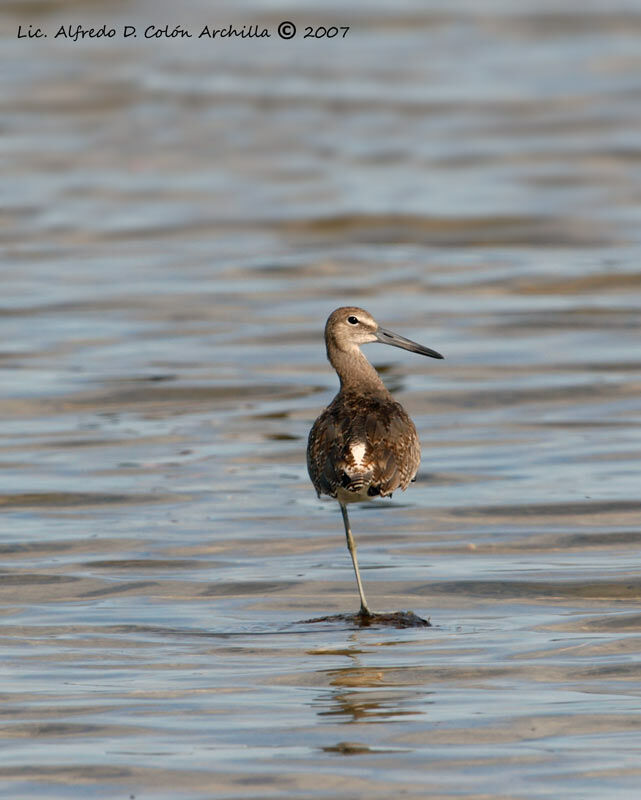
[{"xmin": 339, "ymin": 502, "xmax": 371, "ymax": 618}]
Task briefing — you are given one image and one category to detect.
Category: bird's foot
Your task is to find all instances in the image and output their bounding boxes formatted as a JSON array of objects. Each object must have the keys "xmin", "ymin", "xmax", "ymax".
[
  {"xmin": 303, "ymin": 609, "xmax": 430, "ymax": 628},
  {"xmin": 354, "ymin": 609, "xmax": 430, "ymax": 628}
]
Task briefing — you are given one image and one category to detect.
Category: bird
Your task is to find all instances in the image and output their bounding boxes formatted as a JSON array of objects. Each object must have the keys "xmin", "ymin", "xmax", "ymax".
[{"xmin": 307, "ymin": 307, "xmax": 444, "ymax": 621}]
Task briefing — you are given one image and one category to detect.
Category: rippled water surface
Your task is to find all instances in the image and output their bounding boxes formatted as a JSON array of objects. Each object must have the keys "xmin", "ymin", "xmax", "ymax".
[{"xmin": 2, "ymin": 0, "xmax": 641, "ymax": 797}]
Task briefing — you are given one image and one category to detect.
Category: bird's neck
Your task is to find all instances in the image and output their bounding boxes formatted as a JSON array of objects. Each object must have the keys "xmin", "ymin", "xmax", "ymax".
[{"xmin": 327, "ymin": 343, "xmax": 389, "ymax": 396}]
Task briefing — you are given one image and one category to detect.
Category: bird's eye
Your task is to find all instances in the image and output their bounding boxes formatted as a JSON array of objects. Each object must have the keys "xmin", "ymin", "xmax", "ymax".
[{"xmin": 347, "ymin": 316, "xmax": 359, "ymax": 325}]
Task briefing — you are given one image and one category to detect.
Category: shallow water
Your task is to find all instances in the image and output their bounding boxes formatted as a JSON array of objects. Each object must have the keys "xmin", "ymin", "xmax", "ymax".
[{"xmin": 2, "ymin": 0, "xmax": 641, "ymax": 797}]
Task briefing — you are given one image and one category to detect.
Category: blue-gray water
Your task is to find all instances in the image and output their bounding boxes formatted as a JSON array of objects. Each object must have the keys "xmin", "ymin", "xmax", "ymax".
[{"xmin": 2, "ymin": 1, "xmax": 641, "ymax": 797}]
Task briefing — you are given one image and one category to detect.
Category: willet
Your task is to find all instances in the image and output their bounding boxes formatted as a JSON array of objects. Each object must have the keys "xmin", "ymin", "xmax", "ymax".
[{"xmin": 307, "ymin": 307, "xmax": 443, "ymax": 624}]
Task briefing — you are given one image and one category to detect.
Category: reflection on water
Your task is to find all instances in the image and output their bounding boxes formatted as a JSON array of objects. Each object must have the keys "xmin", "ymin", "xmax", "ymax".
[
  {"xmin": 312, "ymin": 641, "xmax": 430, "ymax": 724},
  {"xmin": 2, "ymin": 0, "xmax": 641, "ymax": 797}
]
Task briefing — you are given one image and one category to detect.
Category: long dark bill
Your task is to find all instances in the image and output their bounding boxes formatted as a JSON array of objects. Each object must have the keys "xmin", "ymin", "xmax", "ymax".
[{"xmin": 375, "ymin": 327, "xmax": 444, "ymax": 359}]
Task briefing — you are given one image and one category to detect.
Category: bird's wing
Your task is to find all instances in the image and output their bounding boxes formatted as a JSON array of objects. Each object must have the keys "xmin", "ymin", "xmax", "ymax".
[
  {"xmin": 307, "ymin": 399, "xmax": 420, "ymax": 498},
  {"xmin": 362, "ymin": 405, "xmax": 420, "ymax": 496}
]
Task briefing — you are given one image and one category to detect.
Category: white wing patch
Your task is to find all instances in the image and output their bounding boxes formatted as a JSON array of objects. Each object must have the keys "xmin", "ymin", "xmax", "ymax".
[{"xmin": 350, "ymin": 442, "xmax": 367, "ymax": 468}]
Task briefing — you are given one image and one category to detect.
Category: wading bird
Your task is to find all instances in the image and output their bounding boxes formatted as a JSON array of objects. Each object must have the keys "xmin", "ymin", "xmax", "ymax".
[{"xmin": 307, "ymin": 307, "xmax": 443, "ymax": 621}]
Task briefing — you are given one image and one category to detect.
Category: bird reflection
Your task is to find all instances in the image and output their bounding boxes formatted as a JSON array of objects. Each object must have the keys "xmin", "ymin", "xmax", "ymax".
[{"xmin": 310, "ymin": 641, "xmax": 431, "ymax": 724}]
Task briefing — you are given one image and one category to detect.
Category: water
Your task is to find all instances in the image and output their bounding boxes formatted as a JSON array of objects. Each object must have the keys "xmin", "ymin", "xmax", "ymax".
[{"xmin": 2, "ymin": 0, "xmax": 641, "ymax": 797}]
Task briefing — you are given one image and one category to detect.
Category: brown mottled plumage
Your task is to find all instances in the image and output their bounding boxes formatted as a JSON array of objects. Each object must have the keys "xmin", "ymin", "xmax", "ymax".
[
  {"xmin": 307, "ymin": 391, "xmax": 420, "ymax": 500},
  {"xmin": 307, "ymin": 307, "xmax": 443, "ymax": 618}
]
